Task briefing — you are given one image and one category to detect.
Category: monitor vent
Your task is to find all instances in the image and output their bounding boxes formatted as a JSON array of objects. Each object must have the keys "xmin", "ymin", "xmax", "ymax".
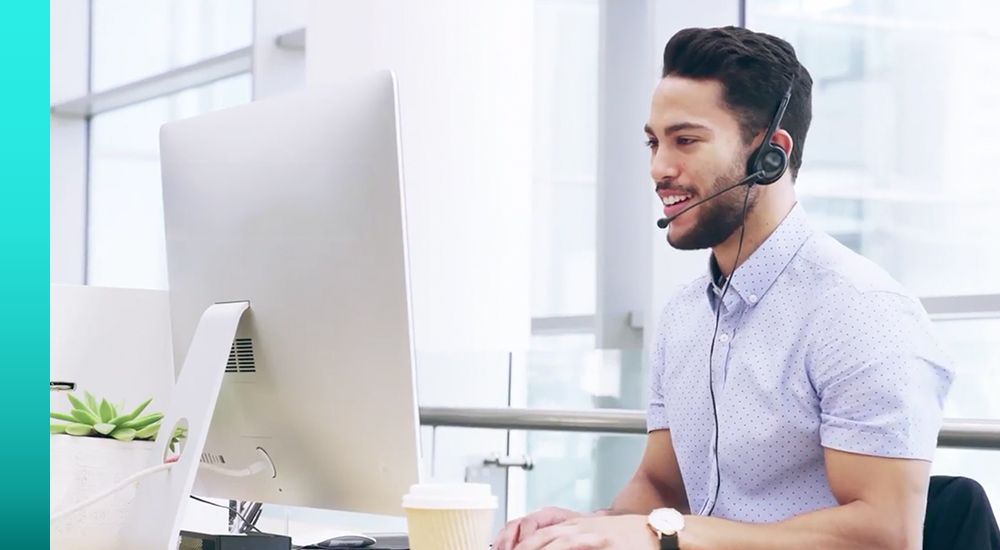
[
  {"xmin": 225, "ymin": 338, "xmax": 256, "ymax": 373},
  {"xmin": 201, "ymin": 452, "xmax": 226, "ymax": 465}
]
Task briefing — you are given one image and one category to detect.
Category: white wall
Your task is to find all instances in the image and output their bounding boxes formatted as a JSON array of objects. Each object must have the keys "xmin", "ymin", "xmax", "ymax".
[
  {"xmin": 252, "ymin": 0, "xmax": 307, "ymax": 99},
  {"xmin": 306, "ymin": 0, "xmax": 534, "ymax": 355},
  {"xmin": 50, "ymin": 0, "xmax": 89, "ymax": 284},
  {"xmin": 49, "ymin": 284, "xmax": 175, "ymax": 413}
]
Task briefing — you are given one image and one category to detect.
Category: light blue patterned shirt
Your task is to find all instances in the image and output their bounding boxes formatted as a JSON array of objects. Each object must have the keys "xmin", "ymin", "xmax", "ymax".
[{"xmin": 647, "ymin": 203, "xmax": 953, "ymax": 522}]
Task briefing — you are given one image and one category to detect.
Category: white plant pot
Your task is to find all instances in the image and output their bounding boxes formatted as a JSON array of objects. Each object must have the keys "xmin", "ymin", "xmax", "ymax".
[{"xmin": 50, "ymin": 434, "xmax": 157, "ymax": 550}]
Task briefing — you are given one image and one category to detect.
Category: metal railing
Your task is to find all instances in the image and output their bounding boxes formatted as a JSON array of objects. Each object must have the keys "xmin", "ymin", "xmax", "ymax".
[{"xmin": 420, "ymin": 407, "xmax": 1000, "ymax": 451}]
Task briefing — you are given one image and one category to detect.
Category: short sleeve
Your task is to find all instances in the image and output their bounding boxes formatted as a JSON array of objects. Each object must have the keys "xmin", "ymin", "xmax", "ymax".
[
  {"xmin": 647, "ymin": 307, "xmax": 671, "ymax": 432},
  {"xmin": 808, "ymin": 288, "xmax": 953, "ymax": 460}
]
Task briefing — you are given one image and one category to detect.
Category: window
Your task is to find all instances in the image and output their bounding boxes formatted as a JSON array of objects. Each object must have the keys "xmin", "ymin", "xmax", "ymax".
[
  {"xmin": 531, "ymin": 0, "xmax": 600, "ymax": 318},
  {"xmin": 748, "ymin": 0, "xmax": 1000, "ymax": 506},
  {"xmin": 749, "ymin": 0, "xmax": 1000, "ymax": 296},
  {"xmin": 83, "ymin": 2, "xmax": 255, "ymax": 289},
  {"xmin": 87, "ymin": 75, "xmax": 252, "ymax": 289},
  {"xmin": 91, "ymin": 0, "xmax": 252, "ymax": 90}
]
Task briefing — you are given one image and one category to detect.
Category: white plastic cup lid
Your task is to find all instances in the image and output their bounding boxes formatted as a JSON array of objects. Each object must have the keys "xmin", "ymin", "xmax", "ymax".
[{"xmin": 402, "ymin": 483, "xmax": 498, "ymax": 510}]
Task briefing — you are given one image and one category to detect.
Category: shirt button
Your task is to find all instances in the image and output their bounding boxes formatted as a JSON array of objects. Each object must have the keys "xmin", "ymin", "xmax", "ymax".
[
  {"xmin": 749, "ymin": 294, "xmax": 759, "ymax": 304},
  {"xmin": 718, "ymin": 333, "xmax": 730, "ymax": 343}
]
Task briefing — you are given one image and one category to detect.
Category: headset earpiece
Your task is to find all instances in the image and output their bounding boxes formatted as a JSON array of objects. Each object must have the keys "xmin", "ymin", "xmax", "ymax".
[
  {"xmin": 747, "ymin": 83, "xmax": 793, "ymax": 186},
  {"xmin": 749, "ymin": 144, "xmax": 787, "ymax": 185}
]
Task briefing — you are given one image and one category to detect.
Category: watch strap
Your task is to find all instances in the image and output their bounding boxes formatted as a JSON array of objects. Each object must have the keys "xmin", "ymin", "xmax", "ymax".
[
  {"xmin": 649, "ymin": 524, "xmax": 680, "ymax": 550},
  {"xmin": 660, "ymin": 532, "xmax": 680, "ymax": 550}
]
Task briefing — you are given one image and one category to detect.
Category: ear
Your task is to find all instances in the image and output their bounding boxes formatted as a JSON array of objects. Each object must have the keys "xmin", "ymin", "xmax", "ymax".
[{"xmin": 772, "ymin": 128, "xmax": 794, "ymax": 158}]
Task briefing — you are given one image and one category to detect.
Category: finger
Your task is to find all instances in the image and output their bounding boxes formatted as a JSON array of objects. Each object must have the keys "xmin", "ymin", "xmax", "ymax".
[
  {"xmin": 493, "ymin": 520, "xmax": 522, "ymax": 550},
  {"xmin": 514, "ymin": 523, "xmax": 573, "ymax": 550},
  {"xmin": 542, "ymin": 533, "xmax": 605, "ymax": 550},
  {"xmin": 518, "ymin": 516, "xmax": 541, "ymax": 542},
  {"xmin": 521, "ymin": 510, "xmax": 566, "ymax": 541}
]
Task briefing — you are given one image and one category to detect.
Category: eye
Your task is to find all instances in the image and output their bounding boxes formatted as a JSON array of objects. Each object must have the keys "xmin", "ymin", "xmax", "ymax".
[
  {"xmin": 644, "ymin": 137, "xmax": 658, "ymax": 149},
  {"xmin": 676, "ymin": 137, "xmax": 698, "ymax": 146}
]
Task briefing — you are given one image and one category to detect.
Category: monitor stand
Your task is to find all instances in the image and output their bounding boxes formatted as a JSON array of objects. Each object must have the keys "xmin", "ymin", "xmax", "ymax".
[{"xmin": 119, "ymin": 301, "xmax": 250, "ymax": 549}]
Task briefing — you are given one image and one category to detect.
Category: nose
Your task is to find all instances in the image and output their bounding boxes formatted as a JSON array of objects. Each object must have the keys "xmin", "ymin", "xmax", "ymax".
[{"xmin": 650, "ymin": 147, "xmax": 679, "ymax": 184}]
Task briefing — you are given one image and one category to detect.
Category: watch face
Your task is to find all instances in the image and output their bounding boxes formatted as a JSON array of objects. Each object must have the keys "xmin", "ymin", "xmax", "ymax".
[{"xmin": 648, "ymin": 508, "xmax": 685, "ymax": 535}]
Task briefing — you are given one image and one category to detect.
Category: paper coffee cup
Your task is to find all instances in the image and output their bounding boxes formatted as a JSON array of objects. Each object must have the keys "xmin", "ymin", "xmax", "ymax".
[{"xmin": 402, "ymin": 483, "xmax": 497, "ymax": 550}]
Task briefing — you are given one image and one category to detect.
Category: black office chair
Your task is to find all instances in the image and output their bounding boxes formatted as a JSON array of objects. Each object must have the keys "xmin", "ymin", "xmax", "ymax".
[{"xmin": 923, "ymin": 476, "xmax": 1000, "ymax": 549}]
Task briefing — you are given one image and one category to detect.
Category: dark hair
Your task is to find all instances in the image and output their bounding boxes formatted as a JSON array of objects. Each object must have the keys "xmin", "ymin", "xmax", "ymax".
[{"xmin": 662, "ymin": 26, "xmax": 813, "ymax": 180}]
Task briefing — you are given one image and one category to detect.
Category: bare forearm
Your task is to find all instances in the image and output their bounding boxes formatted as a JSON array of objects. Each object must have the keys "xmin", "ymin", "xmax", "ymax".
[
  {"xmin": 603, "ymin": 472, "xmax": 689, "ymax": 516},
  {"xmin": 680, "ymin": 500, "xmax": 917, "ymax": 550}
]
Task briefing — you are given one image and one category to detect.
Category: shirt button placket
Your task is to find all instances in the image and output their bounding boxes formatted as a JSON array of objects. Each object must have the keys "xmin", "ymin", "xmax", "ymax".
[
  {"xmin": 713, "ymin": 319, "xmax": 734, "ymax": 389},
  {"xmin": 711, "ymin": 343, "xmax": 725, "ymax": 391}
]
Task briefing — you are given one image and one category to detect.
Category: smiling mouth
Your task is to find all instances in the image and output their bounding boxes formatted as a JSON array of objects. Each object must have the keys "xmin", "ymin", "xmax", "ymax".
[{"xmin": 661, "ymin": 194, "xmax": 693, "ymax": 207}]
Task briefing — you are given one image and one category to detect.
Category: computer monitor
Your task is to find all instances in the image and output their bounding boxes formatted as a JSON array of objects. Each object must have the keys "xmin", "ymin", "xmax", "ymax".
[{"xmin": 159, "ymin": 71, "xmax": 421, "ymax": 516}]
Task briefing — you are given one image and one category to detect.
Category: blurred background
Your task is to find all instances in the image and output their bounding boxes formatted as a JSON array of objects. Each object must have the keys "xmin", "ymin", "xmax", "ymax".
[{"xmin": 50, "ymin": 0, "xmax": 1000, "ymax": 526}]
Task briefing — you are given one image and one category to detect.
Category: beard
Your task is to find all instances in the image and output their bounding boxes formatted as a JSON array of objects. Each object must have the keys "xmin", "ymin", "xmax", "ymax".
[{"xmin": 667, "ymin": 158, "xmax": 758, "ymax": 250}]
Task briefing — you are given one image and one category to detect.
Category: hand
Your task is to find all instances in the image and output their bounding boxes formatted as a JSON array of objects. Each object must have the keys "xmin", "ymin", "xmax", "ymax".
[
  {"xmin": 493, "ymin": 506, "xmax": 583, "ymax": 550},
  {"xmin": 512, "ymin": 514, "xmax": 657, "ymax": 550}
]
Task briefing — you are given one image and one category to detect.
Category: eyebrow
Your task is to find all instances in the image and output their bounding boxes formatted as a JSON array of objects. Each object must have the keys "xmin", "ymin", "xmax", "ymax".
[{"xmin": 643, "ymin": 122, "xmax": 713, "ymax": 135}]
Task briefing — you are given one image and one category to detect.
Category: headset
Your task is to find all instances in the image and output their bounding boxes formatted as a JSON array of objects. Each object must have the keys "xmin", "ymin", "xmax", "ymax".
[{"xmin": 746, "ymin": 83, "xmax": 793, "ymax": 186}]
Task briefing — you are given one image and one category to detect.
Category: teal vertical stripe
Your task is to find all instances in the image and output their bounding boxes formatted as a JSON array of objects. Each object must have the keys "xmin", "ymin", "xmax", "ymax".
[{"xmin": 0, "ymin": 1, "xmax": 50, "ymax": 544}]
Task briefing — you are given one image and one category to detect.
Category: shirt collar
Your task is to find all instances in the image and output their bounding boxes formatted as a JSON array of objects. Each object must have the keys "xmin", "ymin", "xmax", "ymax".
[{"xmin": 705, "ymin": 202, "xmax": 814, "ymax": 311}]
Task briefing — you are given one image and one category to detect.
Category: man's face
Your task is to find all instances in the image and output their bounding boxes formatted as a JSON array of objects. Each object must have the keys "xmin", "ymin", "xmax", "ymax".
[{"xmin": 645, "ymin": 76, "xmax": 757, "ymax": 250}]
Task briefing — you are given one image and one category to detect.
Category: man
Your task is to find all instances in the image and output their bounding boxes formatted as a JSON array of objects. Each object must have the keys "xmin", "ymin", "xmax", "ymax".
[{"xmin": 493, "ymin": 26, "xmax": 954, "ymax": 550}]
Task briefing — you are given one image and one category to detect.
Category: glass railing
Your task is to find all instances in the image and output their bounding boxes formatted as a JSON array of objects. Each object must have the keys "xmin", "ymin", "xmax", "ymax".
[{"xmin": 255, "ymin": 347, "xmax": 1000, "ymax": 535}]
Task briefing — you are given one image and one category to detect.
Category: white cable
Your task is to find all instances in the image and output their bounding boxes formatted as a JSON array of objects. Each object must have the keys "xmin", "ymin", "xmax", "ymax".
[
  {"xmin": 51, "ymin": 455, "xmax": 268, "ymax": 521},
  {"xmin": 50, "ymin": 462, "xmax": 175, "ymax": 521},
  {"xmin": 198, "ymin": 459, "xmax": 268, "ymax": 478}
]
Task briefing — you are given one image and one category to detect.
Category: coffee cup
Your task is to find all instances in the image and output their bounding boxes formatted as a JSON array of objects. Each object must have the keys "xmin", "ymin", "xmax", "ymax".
[{"xmin": 402, "ymin": 483, "xmax": 497, "ymax": 550}]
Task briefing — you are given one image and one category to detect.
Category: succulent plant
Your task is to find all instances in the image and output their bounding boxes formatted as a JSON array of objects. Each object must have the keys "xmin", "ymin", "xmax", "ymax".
[{"xmin": 51, "ymin": 392, "xmax": 186, "ymax": 452}]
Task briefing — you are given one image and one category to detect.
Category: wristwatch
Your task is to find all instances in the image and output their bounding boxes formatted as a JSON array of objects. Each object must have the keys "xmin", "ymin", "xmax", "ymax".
[{"xmin": 647, "ymin": 507, "xmax": 685, "ymax": 549}]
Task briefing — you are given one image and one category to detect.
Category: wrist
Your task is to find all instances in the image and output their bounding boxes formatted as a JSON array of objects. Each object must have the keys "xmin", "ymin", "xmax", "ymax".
[
  {"xmin": 645, "ymin": 522, "xmax": 662, "ymax": 550},
  {"xmin": 676, "ymin": 515, "xmax": 701, "ymax": 550}
]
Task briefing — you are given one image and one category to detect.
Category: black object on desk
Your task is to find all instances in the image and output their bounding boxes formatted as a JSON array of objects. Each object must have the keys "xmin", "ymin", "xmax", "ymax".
[
  {"xmin": 179, "ymin": 530, "xmax": 292, "ymax": 550},
  {"xmin": 303, "ymin": 533, "xmax": 408, "ymax": 549}
]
